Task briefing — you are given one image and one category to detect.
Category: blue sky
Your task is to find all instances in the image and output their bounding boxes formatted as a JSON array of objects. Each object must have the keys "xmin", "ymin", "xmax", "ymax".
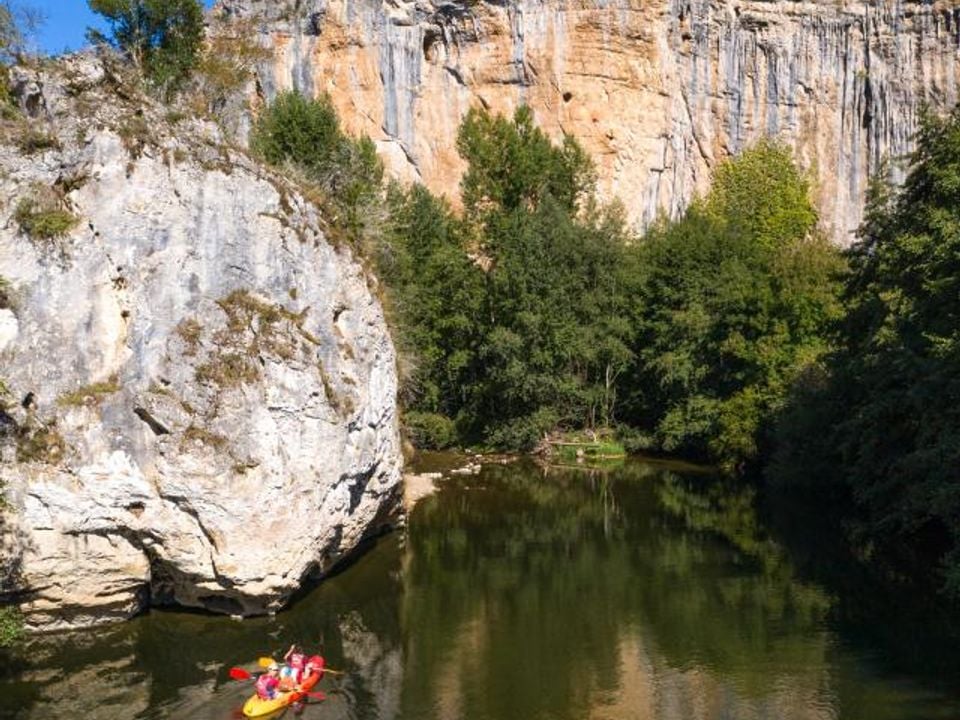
[{"xmin": 29, "ymin": 0, "xmax": 216, "ymax": 55}]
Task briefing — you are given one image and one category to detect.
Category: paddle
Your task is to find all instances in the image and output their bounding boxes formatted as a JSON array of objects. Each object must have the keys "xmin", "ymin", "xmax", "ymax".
[
  {"xmin": 257, "ymin": 656, "xmax": 347, "ymax": 675},
  {"xmin": 229, "ymin": 667, "xmax": 254, "ymax": 681}
]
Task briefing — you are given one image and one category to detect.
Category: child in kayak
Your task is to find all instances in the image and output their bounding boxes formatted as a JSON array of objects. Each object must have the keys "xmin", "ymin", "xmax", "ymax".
[
  {"xmin": 255, "ymin": 663, "xmax": 281, "ymax": 699},
  {"xmin": 279, "ymin": 645, "xmax": 306, "ymax": 690}
]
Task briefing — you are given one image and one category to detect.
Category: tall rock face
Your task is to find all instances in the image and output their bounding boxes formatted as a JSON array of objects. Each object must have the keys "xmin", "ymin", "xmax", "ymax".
[
  {"xmin": 0, "ymin": 56, "xmax": 402, "ymax": 631},
  {"xmin": 218, "ymin": 0, "xmax": 960, "ymax": 244}
]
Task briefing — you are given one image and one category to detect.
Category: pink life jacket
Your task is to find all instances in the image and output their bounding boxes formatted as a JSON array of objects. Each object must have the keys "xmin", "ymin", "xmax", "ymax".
[
  {"xmin": 286, "ymin": 653, "xmax": 306, "ymax": 683},
  {"xmin": 255, "ymin": 673, "xmax": 279, "ymax": 699}
]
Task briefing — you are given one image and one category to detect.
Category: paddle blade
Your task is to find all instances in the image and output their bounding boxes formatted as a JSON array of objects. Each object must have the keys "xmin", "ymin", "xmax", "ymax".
[
  {"xmin": 304, "ymin": 691, "xmax": 326, "ymax": 700},
  {"xmin": 258, "ymin": 657, "xmax": 275, "ymax": 668},
  {"xmin": 229, "ymin": 667, "xmax": 252, "ymax": 681}
]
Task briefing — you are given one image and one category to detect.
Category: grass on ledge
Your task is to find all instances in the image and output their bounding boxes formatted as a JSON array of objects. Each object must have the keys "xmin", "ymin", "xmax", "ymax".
[{"xmin": 57, "ymin": 378, "xmax": 121, "ymax": 407}]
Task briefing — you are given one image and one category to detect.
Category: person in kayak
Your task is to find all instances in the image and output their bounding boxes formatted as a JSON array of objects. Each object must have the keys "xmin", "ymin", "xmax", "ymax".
[
  {"xmin": 303, "ymin": 655, "xmax": 322, "ymax": 680},
  {"xmin": 279, "ymin": 645, "xmax": 306, "ymax": 690},
  {"xmin": 255, "ymin": 663, "xmax": 281, "ymax": 699}
]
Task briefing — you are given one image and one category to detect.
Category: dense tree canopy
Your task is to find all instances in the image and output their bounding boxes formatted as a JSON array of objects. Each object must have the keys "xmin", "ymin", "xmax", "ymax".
[
  {"xmin": 378, "ymin": 116, "xmax": 842, "ymax": 459},
  {"xmin": 770, "ymin": 107, "xmax": 960, "ymax": 596},
  {"xmin": 624, "ymin": 141, "xmax": 844, "ymax": 472},
  {"xmin": 378, "ymin": 108, "xmax": 636, "ymax": 449}
]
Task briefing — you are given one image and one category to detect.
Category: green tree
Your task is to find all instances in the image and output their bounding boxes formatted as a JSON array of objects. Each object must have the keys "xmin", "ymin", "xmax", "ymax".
[
  {"xmin": 771, "ymin": 107, "xmax": 960, "ymax": 596},
  {"xmin": 380, "ymin": 182, "xmax": 484, "ymax": 424},
  {"xmin": 87, "ymin": 0, "xmax": 204, "ymax": 96},
  {"xmin": 457, "ymin": 105, "xmax": 595, "ymax": 219},
  {"xmin": 465, "ymin": 199, "xmax": 635, "ymax": 448},
  {"xmin": 378, "ymin": 107, "xmax": 634, "ymax": 450},
  {"xmin": 452, "ymin": 107, "xmax": 634, "ymax": 447},
  {"xmin": 626, "ymin": 142, "xmax": 843, "ymax": 472},
  {"xmin": 705, "ymin": 139, "xmax": 819, "ymax": 252}
]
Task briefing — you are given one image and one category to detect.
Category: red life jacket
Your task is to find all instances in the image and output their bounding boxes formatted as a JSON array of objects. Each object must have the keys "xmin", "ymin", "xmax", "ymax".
[{"xmin": 302, "ymin": 655, "xmax": 323, "ymax": 679}]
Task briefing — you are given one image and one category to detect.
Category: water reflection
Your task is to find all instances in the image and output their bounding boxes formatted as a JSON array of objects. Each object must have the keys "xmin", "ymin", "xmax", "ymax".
[{"xmin": 2, "ymin": 457, "xmax": 958, "ymax": 719}]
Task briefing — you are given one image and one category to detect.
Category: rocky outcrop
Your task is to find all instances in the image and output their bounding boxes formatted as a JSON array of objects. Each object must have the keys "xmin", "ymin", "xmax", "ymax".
[
  {"xmin": 216, "ymin": 0, "xmax": 960, "ymax": 244},
  {"xmin": 0, "ymin": 55, "xmax": 402, "ymax": 631}
]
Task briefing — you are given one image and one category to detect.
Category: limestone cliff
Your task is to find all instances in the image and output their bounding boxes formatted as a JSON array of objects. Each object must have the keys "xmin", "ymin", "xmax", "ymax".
[
  {"xmin": 0, "ymin": 56, "xmax": 402, "ymax": 631},
  {"xmin": 217, "ymin": 0, "xmax": 960, "ymax": 244}
]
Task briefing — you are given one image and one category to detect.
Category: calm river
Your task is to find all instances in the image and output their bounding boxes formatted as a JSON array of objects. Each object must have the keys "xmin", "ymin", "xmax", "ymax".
[{"xmin": 2, "ymin": 455, "xmax": 959, "ymax": 719}]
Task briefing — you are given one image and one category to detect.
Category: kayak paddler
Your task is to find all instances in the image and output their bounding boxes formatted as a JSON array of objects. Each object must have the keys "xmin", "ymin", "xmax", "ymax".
[{"xmin": 255, "ymin": 663, "xmax": 281, "ymax": 700}]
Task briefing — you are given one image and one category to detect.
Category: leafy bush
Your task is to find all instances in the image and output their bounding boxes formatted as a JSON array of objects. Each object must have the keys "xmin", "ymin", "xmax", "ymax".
[
  {"xmin": 615, "ymin": 425, "xmax": 656, "ymax": 454},
  {"xmin": 404, "ymin": 411, "xmax": 458, "ymax": 450},
  {"xmin": 16, "ymin": 128, "xmax": 60, "ymax": 154},
  {"xmin": 251, "ymin": 91, "xmax": 341, "ymax": 170},
  {"xmin": 14, "ymin": 192, "xmax": 78, "ymax": 240},
  {"xmin": 88, "ymin": 0, "xmax": 204, "ymax": 98},
  {"xmin": 0, "ymin": 606, "xmax": 23, "ymax": 648},
  {"xmin": 0, "ymin": 65, "xmax": 13, "ymax": 118},
  {"xmin": 485, "ymin": 408, "xmax": 560, "ymax": 452},
  {"xmin": 251, "ymin": 91, "xmax": 383, "ymax": 244}
]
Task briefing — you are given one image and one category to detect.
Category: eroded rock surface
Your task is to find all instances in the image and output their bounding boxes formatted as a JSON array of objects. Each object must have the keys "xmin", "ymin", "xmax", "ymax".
[
  {"xmin": 0, "ymin": 56, "xmax": 402, "ymax": 631},
  {"xmin": 216, "ymin": 0, "xmax": 960, "ymax": 244}
]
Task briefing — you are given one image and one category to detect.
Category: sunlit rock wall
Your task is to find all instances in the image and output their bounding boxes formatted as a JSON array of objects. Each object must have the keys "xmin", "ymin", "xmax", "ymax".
[
  {"xmin": 0, "ymin": 56, "xmax": 402, "ymax": 631},
  {"xmin": 217, "ymin": 0, "xmax": 960, "ymax": 244}
]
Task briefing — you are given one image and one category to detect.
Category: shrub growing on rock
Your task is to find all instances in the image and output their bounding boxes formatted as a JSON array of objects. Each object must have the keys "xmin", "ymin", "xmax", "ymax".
[
  {"xmin": 14, "ymin": 191, "xmax": 78, "ymax": 241},
  {"xmin": 250, "ymin": 91, "xmax": 384, "ymax": 244},
  {"xmin": 87, "ymin": 0, "xmax": 204, "ymax": 98},
  {"xmin": 0, "ymin": 605, "xmax": 23, "ymax": 648}
]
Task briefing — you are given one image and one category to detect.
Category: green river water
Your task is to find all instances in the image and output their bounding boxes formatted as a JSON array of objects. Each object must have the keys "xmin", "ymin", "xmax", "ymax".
[{"xmin": 2, "ymin": 455, "xmax": 960, "ymax": 719}]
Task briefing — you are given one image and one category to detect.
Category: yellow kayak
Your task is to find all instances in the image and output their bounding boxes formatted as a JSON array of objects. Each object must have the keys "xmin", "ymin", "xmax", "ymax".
[{"xmin": 242, "ymin": 658, "xmax": 325, "ymax": 718}]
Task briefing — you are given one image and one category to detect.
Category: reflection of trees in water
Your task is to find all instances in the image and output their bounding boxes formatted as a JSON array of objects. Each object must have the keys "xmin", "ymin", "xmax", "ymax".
[
  {"xmin": 399, "ymin": 460, "xmax": 846, "ymax": 720},
  {"xmin": 766, "ymin": 488, "xmax": 960, "ymax": 696},
  {"xmin": 642, "ymin": 470, "xmax": 834, "ymax": 701}
]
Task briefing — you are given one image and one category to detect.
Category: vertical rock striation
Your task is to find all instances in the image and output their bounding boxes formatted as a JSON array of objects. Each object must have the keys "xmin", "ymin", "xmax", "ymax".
[{"xmin": 218, "ymin": 0, "xmax": 960, "ymax": 243}]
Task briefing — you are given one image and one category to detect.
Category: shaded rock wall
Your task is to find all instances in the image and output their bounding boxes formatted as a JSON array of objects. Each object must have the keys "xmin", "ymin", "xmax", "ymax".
[{"xmin": 218, "ymin": 0, "xmax": 960, "ymax": 243}]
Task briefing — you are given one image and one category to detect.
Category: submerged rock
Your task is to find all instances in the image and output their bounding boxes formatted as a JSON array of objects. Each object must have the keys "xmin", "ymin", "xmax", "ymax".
[{"xmin": 0, "ymin": 55, "xmax": 402, "ymax": 631}]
